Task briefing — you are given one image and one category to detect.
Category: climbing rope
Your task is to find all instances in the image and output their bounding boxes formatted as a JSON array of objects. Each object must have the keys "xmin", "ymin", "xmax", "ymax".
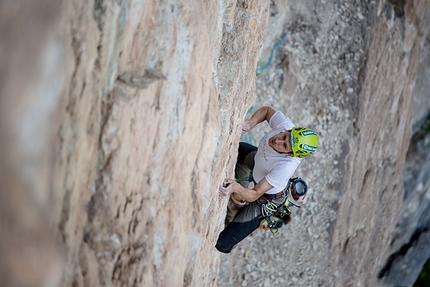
[
  {"xmin": 256, "ymin": 32, "xmax": 290, "ymax": 76},
  {"xmin": 240, "ymin": 130, "xmax": 257, "ymax": 146},
  {"xmin": 236, "ymin": 174, "xmax": 254, "ymax": 183}
]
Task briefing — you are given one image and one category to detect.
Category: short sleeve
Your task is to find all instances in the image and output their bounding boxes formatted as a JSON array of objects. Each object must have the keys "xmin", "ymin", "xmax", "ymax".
[{"xmin": 269, "ymin": 111, "xmax": 293, "ymax": 130}]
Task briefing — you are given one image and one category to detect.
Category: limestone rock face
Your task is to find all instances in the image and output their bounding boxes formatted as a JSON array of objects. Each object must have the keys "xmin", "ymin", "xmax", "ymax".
[
  {"xmin": 1, "ymin": 0, "xmax": 430, "ymax": 286},
  {"xmin": 0, "ymin": 0, "xmax": 269, "ymax": 286}
]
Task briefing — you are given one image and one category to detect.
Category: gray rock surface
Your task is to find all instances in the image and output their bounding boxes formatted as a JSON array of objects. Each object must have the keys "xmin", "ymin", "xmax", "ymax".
[
  {"xmin": 1, "ymin": 0, "xmax": 429, "ymax": 286},
  {"xmin": 219, "ymin": 0, "xmax": 430, "ymax": 286}
]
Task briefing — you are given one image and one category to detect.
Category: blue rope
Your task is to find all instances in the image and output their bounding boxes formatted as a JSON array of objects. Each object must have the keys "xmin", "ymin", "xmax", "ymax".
[
  {"xmin": 256, "ymin": 32, "xmax": 290, "ymax": 76},
  {"xmin": 240, "ymin": 130, "xmax": 256, "ymax": 146},
  {"xmin": 236, "ymin": 174, "xmax": 253, "ymax": 183}
]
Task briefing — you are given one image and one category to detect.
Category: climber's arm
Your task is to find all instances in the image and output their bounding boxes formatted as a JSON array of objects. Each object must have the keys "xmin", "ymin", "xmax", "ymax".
[
  {"xmin": 219, "ymin": 178, "xmax": 273, "ymax": 203},
  {"xmin": 241, "ymin": 106, "xmax": 276, "ymax": 133}
]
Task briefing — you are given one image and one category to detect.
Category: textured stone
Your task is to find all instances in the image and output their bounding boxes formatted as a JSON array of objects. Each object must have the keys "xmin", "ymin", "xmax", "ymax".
[
  {"xmin": 1, "ymin": 0, "xmax": 430, "ymax": 286},
  {"xmin": 218, "ymin": 0, "xmax": 430, "ymax": 287},
  {"xmin": 0, "ymin": 0, "xmax": 269, "ymax": 286}
]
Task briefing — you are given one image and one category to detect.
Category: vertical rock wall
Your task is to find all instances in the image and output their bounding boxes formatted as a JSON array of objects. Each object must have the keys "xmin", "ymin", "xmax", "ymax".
[
  {"xmin": 0, "ymin": 1, "xmax": 64, "ymax": 287},
  {"xmin": 0, "ymin": 0, "xmax": 270, "ymax": 286},
  {"xmin": 218, "ymin": 0, "xmax": 430, "ymax": 286},
  {"xmin": 3, "ymin": 0, "xmax": 428, "ymax": 286},
  {"xmin": 330, "ymin": 2, "xmax": 423, "ymax": 284}
]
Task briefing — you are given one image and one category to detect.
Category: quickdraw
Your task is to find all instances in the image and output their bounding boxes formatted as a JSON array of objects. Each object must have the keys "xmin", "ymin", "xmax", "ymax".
[{"xmin": 260, "ymin": 197, "xmax": 292, "ymax": 234}]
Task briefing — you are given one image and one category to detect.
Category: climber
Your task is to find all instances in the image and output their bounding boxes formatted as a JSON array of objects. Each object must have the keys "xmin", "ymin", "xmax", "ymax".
[{"xmin": 215, "ymin": 106, "xmax": 318, "ymax": 253}]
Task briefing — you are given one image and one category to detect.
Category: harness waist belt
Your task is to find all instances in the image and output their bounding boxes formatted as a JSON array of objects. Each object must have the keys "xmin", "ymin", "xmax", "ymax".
[{"xmin": 260, "ymin": 190, "xmax": 284, "ymax": 201}]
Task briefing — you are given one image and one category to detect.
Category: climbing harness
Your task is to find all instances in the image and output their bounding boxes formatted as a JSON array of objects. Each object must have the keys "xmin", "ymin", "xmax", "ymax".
[
  {"xmin": 259, "ymin": 177, "xmax": 306, "ymax": 234},
  {"xmin": 259, "ymin": 195, "xmax": 292, "ymax": 234},
  {"xmin": 233, "ymin": 159, "xmax": 307, "ymax": 234}
]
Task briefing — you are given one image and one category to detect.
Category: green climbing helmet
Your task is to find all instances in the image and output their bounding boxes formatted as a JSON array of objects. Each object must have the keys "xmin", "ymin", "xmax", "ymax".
[{"xmin": 290, "ymin": 127, "xmax": 319, "ymax": 158}]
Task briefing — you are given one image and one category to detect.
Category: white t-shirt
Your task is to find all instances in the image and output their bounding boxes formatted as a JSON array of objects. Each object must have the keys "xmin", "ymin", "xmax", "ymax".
[{"xmin": 253, "ymin": 111, "xmax": 301, "ymax": 194}]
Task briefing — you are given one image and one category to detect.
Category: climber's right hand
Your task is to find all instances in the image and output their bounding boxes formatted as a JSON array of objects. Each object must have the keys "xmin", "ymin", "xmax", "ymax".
[
  {"xmin": 219, "ymin": 179, "xmax": 234, "ymax": 196},
  {"xmin": 241, "ymin": 119, "xmax": 252, "ymax": 135}
]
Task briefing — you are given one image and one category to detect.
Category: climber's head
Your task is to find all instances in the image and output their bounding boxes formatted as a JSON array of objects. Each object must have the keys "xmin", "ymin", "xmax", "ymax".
[{"xmin": 290, "ymin": 127, "xmax": 319, "ymax": 158}]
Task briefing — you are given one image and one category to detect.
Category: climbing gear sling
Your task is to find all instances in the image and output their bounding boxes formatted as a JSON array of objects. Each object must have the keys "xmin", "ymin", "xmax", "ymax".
[
  {"xmin": 259, "ymin": 177, "xmax": 307, "ymax": 234},
  {"xmin": 259, "ymin": 196, "xmax": 292, "ymax": 234}
]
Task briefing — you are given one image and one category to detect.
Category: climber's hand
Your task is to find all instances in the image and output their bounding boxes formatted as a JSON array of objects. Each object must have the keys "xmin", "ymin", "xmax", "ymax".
[
  {"xmin": 241, "ymin": 119, "xmax": 252, "ymax": 135},
  {"xmin": 219, "ymin": 179, "xmax": 234, "ymax": 196}
]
